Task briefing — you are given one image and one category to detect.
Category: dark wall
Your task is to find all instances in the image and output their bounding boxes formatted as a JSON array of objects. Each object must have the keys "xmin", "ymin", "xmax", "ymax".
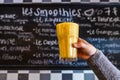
[{"xmin": 0, "ymin": 3, "xmax": 120, "ymax": 69}]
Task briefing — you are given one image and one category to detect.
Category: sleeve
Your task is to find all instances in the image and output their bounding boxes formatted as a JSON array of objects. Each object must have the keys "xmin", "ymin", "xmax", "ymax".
[{"xmin": 87, "ymin": 49, "xmax": 120, "ymax": 80}]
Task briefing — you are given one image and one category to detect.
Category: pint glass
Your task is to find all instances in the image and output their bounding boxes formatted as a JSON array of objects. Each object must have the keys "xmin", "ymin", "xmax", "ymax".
[{"xmin": 56, "ymin": 22, "xmax": 79, "ymax": 62}]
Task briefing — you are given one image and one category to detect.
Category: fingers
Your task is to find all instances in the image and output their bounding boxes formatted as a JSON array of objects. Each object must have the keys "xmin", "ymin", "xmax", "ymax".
[
  {"xmin": 72, "ymin": 43, "xmax": 82, "ymax": 48},
  {"xmin": 72, "ymin": 38, "xmax": 83, "ymax": 48}
]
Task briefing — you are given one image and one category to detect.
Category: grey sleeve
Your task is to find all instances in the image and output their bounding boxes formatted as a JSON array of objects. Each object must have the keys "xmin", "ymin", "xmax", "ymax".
[{"xmin": 87, "ymin": 49, "xmax": 120, "ymax": 80}]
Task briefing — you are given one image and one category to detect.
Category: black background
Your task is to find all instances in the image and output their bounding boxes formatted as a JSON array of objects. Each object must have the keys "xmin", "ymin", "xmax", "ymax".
[{"xmin": 0, "ymin": 3, "xmax": 120, "ymax": 70}]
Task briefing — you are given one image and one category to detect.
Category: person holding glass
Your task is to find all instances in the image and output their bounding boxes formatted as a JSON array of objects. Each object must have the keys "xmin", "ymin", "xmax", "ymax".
[{"xmin": 72, "ymin": 38, "xmax": 120, "ymax": 80}]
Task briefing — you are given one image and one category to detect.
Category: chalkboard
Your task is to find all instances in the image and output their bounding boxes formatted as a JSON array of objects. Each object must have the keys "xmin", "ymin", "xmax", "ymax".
[{"xmin": 0, "ymin": 3, "xmax": 120, "ymax": 70}]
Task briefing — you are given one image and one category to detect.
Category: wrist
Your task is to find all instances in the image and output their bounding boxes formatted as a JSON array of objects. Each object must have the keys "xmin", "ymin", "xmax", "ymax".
[{"xmin": 87, "ymin": 48, "xmax": 97, "ymax": 60}]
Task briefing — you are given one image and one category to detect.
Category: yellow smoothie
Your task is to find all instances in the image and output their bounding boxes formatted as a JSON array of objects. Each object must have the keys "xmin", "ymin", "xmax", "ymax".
[{"xmin": 56, "ymin": 22, "xmax": 79, "ymax": 61}]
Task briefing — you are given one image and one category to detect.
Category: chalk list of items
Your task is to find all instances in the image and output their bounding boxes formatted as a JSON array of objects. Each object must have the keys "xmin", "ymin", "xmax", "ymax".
[{"xmin": 0, "ymin": 4, "xmax": 120, "ymax": 69}]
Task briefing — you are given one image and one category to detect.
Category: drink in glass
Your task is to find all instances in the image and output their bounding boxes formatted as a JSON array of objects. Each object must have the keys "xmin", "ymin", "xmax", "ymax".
[{"xmin": 56, "ymin": 22, "xmax": 79, "ymax": 62}]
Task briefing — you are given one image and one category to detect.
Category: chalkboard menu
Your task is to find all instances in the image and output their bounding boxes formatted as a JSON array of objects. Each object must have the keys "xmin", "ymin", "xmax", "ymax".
[{"xmin": 0, "ymin": 3, "xmax": 120, "ymax": 70}]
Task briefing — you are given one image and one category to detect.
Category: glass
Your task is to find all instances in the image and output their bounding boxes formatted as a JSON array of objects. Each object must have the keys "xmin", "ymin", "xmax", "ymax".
[{"xmin": 56, "ymin": 22, "xmax": 79, "ymax": 62}]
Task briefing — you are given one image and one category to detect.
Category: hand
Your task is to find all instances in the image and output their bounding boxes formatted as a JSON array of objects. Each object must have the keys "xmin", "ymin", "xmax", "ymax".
[{"xmin": 72, "ymin": 38, "xmax": 97, "ymax": 60}]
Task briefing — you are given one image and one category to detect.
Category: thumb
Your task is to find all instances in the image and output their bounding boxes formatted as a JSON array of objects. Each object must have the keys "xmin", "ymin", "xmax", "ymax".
[{"xmin": 72, "ymin": 43, "xmax": 82, "ymax": 48}]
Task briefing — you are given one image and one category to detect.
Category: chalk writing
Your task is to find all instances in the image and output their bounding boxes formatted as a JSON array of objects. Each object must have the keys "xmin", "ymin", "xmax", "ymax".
[
  {"xmin": 0, "ymin": 4, "xmax": 120, "ymax": 69},
  {"xmin": 2, "ymin": 54, "xmax": 23, "ymax": 61},
  {"xmin": 0, "ymin": 14, "xmax": 16, "ymax": 19},
  {"xmin": 8, "ymin": 45, "xmax": 31, "ymax": 52},
  {"xmin": 22, "ymin": 8, "xmax": 81, "ymax": 17},
  {"xmin": 0, "ymin": 25, "xmax": 23, "ymax": 31},
  {"xmin": 34, "ymin": 39, "xmax": 58, "ymax": 46},
  {"xmin": 0, "ymin": 39, "xmax": 15, "ymax": 45},
  {"xmin": 87, "ymin": 29, "xmax": 120, "ymax": 36}
]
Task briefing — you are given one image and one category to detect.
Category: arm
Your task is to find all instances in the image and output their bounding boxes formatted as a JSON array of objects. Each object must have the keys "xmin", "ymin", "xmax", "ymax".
[
  {"xmin": 87, "ymin": 49, "xmax": 120, "ymax": 80},
  {"xmin": 72, "ymin": 38, "xmax": 120, "ymax": 80}
]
